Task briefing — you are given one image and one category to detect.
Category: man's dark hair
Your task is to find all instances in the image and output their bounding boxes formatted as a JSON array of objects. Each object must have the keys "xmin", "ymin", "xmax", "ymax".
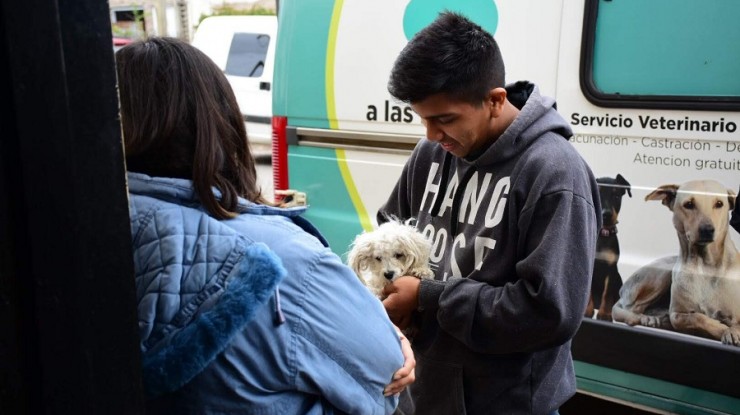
[{"xmin": 388, "ymin": 11, "xmax": 505, "ymax": 105}]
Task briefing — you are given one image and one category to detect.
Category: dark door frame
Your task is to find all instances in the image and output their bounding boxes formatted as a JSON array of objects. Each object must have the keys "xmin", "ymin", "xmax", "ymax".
[{"xmin": 1, "ymin": 1, "xmax": 143, "ymax": 413}]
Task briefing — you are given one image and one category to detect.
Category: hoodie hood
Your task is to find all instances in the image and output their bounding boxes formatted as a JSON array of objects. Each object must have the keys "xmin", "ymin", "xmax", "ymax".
[
  {"xmin": 429, "ymin": 81, "xmax": 574, "ymax": 227},
  {"xmin": 471, "ymin": 81, "xmax": 573, "ymax": 167}
]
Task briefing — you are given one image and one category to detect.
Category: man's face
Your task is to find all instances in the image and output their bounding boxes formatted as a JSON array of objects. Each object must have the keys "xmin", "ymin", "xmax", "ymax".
[{"xmin": 411, "ymin": 92, "xmax": 499, "ymax": 158}]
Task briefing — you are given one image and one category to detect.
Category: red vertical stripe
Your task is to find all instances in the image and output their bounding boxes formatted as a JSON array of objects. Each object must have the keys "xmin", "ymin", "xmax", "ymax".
[{"xmin": 271, "ymin": 116, "xmax": 289, "ymax": 199}]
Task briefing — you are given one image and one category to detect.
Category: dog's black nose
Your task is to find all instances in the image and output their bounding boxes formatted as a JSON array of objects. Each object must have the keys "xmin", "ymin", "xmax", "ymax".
[
  {"xmin": 384, "ymin": 271, "xmax": 395, "ymax": 280},
  {"xmin": 698, "ymin": 223, "xmax": 715, "ymax": 243}
]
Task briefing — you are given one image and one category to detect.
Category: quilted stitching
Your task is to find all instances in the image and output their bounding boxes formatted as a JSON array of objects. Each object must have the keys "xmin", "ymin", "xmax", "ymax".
[
  {"xmin": 127, "ymin": 172, "xmax": 289, "ymax": 397},
  {"xmin": 132, "ymin": 195, "xmax": 250, "ymax": 352}
]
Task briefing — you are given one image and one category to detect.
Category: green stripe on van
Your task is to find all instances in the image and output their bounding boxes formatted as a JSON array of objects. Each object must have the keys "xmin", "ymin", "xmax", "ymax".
[
  {"xmin": 575, "ymin": 361, "xmax": 740, "ymax": 414},
  {"xmin": 273, "ymin": 0, "xmax": 334, "ymax": 128},
  {"xmin": 288, "ymin": 146, "xmax": 364, "ymax": 258},
  {"xmin": 336, "ymin": 149, "xmax": 373, "ymax": 232},
  {"xmin": 326, "ymin": 0, "xmax": 344, "ymax": 130}
]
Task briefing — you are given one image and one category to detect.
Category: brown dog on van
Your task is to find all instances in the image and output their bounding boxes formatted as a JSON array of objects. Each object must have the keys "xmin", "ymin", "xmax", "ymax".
[
  {"xmin": 585, "ymin": 174, "xmax": 631, "ymax": 321},
  {"xmin": 612, "ymin": 180, "xmax": 740, "ymax": 346}
]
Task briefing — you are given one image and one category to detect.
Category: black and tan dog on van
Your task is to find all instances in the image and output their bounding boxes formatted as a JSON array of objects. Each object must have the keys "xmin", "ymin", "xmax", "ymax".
[
  {"xmin": 613, "ymin": 180, "xmax": 740, "ymax": 346},
  {"xmin": 585, "ymin": 174, "xmax": 631, "ymax": 321}
]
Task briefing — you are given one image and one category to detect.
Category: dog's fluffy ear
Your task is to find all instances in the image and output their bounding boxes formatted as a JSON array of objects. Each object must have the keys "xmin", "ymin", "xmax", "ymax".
[
  {"xmin": 400, "ymin": 227, "xmax": 432, "ymax": 271},
  {"xmin": 645, "ymin": 184, "xmax": 679, "ymax": 209},
  {"xmin": 347, "ymin": 233, "xmax": 373, "ymax": 280}
]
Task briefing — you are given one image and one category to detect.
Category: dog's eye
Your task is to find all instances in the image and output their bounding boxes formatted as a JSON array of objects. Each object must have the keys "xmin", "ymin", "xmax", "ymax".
[
  {"xmin": 683, "ymin": 200, "xmax": 695, "ymax": 210},
  {"xmin": 374, "ymin": 256, "xmax": 382, "ymax": 262},
  {"xmin": 714, "ymin": 200, "xmax": 724, "ymax": 209},
  {"xmin": 394, "ymin": 253, "xmax": 405, "ymax": 260}
]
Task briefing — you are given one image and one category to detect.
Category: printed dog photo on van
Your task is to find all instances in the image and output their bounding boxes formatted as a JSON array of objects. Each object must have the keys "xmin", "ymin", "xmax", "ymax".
[
  {"xmin": 585, "ymin": 174, "xmax": 632, "ymax": 321},
  {"xmin": 612, "ymin": 179, "xmax": 740, "ymax": 346}
]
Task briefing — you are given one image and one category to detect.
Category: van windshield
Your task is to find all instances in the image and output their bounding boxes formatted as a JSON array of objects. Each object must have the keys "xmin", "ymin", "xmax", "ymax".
[{"xmin": 225, "ymin": 32, "xmax": 270, "ymax": 78}]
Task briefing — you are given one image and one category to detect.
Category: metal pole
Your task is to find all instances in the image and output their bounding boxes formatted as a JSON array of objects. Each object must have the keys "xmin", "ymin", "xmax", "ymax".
[
  {"xmin": 176, "ymin": 0, "xmax": 189, "ymax": 41},
  {"xmin": 155, "ymin": 0, "xmax": 167, "ymax": 36}
]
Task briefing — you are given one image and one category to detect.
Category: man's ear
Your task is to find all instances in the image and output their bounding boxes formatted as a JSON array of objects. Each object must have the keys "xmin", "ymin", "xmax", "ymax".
[{"xmin": 488, "ymin": 87, "xmax": 507, "ymax": 117}]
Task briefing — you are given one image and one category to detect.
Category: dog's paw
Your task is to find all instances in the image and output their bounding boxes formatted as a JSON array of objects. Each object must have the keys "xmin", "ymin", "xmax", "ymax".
[
  {"xmin": 412, "ymin": 267, "xmax": 434, "ymax": 280},
  {"xmin": 640, "ymin": 315, "xmax": 668, "ymax": 328},
  {"xmin": 596, "ymin": 311, "xmax": 613, "ymax": 321},
  {"xmin": 720, "ymin": 326, "xmax": 740, "ymax": 346}
]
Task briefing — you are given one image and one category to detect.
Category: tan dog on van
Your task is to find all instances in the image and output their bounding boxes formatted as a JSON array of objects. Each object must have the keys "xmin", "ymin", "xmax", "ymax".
[{"xmin": 613, "ymin": 180, "xmax": 740, "ymax": 346}]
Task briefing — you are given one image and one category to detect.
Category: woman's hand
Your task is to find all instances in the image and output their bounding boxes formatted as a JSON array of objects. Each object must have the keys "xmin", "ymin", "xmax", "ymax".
[{"xmin": 384, "ymin": 326, "xmax": 416, "ymax": 396}]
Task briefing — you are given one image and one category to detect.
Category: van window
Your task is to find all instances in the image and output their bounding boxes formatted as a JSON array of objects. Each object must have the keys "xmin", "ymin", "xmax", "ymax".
[
  {"xmin": 225, "ymin": 33, "xmax": 271, "ymax": 78},
  {"xmin": 581, "ymin": 0, "xmax": 740, "ymax": 110}
]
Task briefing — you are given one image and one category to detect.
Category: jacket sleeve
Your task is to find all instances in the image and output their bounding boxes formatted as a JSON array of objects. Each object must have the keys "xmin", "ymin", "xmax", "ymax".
[
  {"xmin": 418, "ymin": 188, "xmax": 598, "ymax": 354},
  {"xmin": 293, "ymin": 249, "xmax": 404, "ymax": 415}
]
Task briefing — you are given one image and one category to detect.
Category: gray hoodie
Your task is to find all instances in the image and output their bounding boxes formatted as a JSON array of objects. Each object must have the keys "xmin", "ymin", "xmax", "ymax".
[{"xmin": 378, "ymin": 82, "xmax": 601, "ymax": 415}]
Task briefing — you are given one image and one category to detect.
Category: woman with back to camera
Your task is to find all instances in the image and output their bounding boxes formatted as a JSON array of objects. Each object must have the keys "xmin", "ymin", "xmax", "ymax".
[{"xmin": 116, "ymin": 36, "xmax": 414, "ymax": 415}]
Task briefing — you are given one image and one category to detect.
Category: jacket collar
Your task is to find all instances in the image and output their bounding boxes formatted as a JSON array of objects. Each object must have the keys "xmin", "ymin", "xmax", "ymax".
[{"xmin": 126, "ymin": 171, "xmax": 308, "ymax": 217}]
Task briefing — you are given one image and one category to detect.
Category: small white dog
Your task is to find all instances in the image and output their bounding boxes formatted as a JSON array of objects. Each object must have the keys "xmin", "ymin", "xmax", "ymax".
[{"xmin": 347, "ymin": 219, "xmax": 434, "ymax": 298}]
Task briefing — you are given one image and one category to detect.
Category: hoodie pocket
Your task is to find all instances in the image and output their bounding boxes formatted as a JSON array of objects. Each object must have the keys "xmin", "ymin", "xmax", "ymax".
[{"xmin": 409, "ymin": 355, "xmax": 466, "ymax": 415}]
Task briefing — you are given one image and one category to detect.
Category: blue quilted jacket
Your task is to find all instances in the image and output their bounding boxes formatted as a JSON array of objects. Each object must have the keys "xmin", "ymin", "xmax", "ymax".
[{"xmin": 128, "ymin": 172, "xmax": 403, "ymax": 414}]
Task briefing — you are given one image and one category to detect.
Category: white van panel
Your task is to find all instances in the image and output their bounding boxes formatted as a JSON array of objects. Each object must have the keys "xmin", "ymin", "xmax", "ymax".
[
  {"xmin": 331, "ymin": 0, "xmax": 564, "ymax": 134},
  {"xmin": 495, "ymin": 0, "xmax": 563, "ymax": 96}
]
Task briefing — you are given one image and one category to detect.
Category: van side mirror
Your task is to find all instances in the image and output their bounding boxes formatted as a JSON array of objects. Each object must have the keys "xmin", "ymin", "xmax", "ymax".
[{"xmin": 260, "ymin": 82, "xmax": 271, "ymax": 91}]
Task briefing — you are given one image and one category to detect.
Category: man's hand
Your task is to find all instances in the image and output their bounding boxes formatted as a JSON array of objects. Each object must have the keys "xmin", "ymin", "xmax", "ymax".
[{"xmin": 382, "ymin": 276, "xmax": 421, "ymax": 329}]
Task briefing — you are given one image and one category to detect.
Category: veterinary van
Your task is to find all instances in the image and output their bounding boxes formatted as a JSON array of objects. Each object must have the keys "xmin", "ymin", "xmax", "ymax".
[
  {"xmin": 192, "ymin": 15, "xmax": 277, "ymax": 144},
  {"xmin": 272, "ymin": 0, "xmax": 740, "ymax": 413}
]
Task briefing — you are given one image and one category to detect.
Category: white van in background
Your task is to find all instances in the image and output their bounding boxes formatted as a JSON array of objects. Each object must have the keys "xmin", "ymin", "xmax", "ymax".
[{"xmin": 192, "ymin": 15, "xmax": 277, "ymax": 145}]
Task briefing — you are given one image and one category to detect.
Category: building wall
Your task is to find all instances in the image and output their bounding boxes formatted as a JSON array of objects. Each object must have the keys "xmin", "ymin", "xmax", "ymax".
[{"xmin": 108, "ymin": 0, "xmax": 276, "ymax": 40}]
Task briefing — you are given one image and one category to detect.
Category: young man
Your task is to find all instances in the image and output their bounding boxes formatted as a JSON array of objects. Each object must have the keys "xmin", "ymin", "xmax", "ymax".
[{"xmin": 379, "ymin": 12, "xmax": 601, "ymax": 415}]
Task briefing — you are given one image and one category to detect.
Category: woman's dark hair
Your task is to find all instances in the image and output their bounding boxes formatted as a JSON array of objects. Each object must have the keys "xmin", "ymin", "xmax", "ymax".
[
  {"xmin": 115, "ymin": 36, "xmax": 268, "ymax": 219},
  {"xmin": 388, "ymin": 11, "xmax": 505, "ymax": 105}
]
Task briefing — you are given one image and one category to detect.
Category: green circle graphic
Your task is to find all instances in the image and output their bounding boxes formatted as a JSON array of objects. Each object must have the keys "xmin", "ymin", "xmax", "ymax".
[{"xmin": 403, "ymin": 0, "xmax": 499, "ymax": 41}]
